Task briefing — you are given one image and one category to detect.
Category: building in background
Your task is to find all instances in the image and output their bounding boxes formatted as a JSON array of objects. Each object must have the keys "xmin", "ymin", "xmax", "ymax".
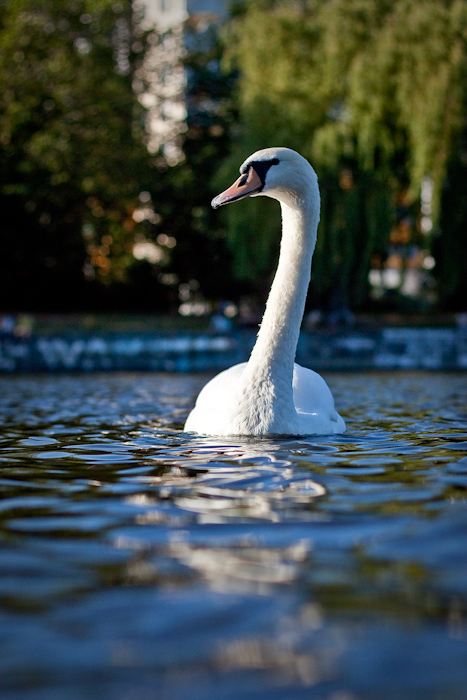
[
  {"xmin": 135, "ymin": 0, "xmax": 231, "ymax": 32},
  {"xmin": 133, "ymin": 0, "xmax": 233, "ymax": 164}
]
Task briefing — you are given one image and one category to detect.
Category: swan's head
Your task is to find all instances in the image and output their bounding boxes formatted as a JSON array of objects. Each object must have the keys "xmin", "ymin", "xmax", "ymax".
[{"xmin": 211, "ymin": 147, "xmax": 318, "ymax": 209}]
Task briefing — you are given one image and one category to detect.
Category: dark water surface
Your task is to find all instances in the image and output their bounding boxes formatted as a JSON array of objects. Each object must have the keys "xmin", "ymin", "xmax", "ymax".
[{"xmin": 0, "ymin": 371, "xmax": 466, "ymax": 700}]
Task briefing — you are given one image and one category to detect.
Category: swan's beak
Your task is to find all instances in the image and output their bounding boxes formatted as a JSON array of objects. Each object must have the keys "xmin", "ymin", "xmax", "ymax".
[{"xmin": 211, "ymin": 167, "xmax": 263, "ymax": 209}]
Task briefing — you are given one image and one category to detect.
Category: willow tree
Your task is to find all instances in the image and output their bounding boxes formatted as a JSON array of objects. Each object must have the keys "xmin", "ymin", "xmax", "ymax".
[{"xmin": 221, "ymin": 0, "xmax": 467, "ymax": 309}]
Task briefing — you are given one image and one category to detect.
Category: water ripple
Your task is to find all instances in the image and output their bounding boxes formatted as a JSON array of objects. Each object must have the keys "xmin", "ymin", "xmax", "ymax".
[{"xmin": 0, "ymin": 371, "xmax": 466, "ymax": 700}]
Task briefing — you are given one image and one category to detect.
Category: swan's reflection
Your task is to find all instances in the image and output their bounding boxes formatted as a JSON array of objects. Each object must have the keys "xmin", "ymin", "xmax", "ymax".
[
  {"xmin": 167, "ymin": 538, "xmax": 311, "ymax": 588},
  {"xmin": 130, "ymin": 435, "xmax": 328, "ymax": 522}
]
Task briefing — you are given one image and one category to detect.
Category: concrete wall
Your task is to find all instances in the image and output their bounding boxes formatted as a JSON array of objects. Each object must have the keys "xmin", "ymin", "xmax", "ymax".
[{"xmin": 1, "ymin": 327, "xmax": 466, "ymax": 373}]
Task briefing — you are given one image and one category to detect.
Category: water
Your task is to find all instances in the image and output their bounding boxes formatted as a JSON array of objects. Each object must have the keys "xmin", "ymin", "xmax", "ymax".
[{"xmin": 0, "ymin": 371, "xmax": 466, "ymax": 700}]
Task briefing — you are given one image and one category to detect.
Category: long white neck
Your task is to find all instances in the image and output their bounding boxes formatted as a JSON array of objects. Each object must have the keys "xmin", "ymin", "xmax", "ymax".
[{"xmin": 243, "ymin": 186, "xmax": 319, "ymax": 386}]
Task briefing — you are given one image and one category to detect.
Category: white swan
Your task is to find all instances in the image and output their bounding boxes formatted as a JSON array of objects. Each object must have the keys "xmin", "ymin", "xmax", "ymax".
[{"xmin": 185, "ymin": 147, "xmax": 345, "ymax": 437}]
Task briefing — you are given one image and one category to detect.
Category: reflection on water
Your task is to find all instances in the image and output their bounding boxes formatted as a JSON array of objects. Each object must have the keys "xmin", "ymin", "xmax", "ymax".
[{"xmin": 0, "ymin": 371, "xmax": 466, "ymax": 700}]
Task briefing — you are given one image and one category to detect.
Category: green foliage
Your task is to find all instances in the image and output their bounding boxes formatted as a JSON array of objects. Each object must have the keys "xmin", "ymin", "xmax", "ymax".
[
  {"xmin": 0, "ymin": 2, "xmax": 238, "ymax": 311},
  {"xmin": 0, "ymin": 0, "xmax": 157, "ymax": 308},
  {"xmin": 2, "ymin": 0, "xmax": 467, "ymax": 312},
  {"xmin": 222, "ymin": 0, "xmax": 467, "ymax": 308}
]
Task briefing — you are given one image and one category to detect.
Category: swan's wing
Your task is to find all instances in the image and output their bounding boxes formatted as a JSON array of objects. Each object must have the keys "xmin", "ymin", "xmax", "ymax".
[
  {"xmin": 292, "ymin": 364, "xmax": 335, "ymax": 413},
  {"xmin": 190, "ymin": 363, "xmax": 247, "ymax": 410},
  {"xmin": 184, "ymin": 363, "xmax": 247, "ymax": 433},
  {"xmin": 292, "ymin": 363, "xmax": 345, "ymax": 433}
]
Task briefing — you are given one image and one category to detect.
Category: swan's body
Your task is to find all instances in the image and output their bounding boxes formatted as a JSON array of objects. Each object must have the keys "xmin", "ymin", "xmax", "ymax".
[{"xmin": 185, "ymin": 147, "xmax": 345, "ymax": 437}]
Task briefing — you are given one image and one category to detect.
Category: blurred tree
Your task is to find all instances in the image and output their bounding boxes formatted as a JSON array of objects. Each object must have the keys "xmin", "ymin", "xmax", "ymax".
[
  {"xmin": 3, "ymin": 0, "xmax": 466, "ymax": 315},
  {"xmin": 221, "ymin": 0, "xmax": 467, "ymax": 310},
  {"xmin": 0, "ymin": 0, "xmax": 239, "ymax": 312},
  {"xmin": 0, "ymin": 0, "xmax": 167, "ymax": 310}
]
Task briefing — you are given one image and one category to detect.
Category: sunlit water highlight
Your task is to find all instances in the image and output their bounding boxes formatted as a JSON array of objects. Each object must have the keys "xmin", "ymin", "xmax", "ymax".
[{"xmin": 0, "ymin": 371, "xmax": 466, "ymax": 700}]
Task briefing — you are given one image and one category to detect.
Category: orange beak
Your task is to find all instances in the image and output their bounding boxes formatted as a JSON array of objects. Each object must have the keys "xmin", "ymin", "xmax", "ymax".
[{"xmin": 211, "ymin": 167, "xmax": 263, "ymax": 209}]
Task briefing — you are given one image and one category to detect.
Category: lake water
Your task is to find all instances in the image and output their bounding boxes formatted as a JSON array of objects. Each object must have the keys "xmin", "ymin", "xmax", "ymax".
[{"xmin": 0, "ymin": 371, "xmax": 466, "ymax": 700}]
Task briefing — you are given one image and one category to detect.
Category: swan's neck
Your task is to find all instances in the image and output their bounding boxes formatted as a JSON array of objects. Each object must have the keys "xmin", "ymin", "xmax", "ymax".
[{"xmin": 244, "ymin": 191, "xmax": 318, "ymax": 385}]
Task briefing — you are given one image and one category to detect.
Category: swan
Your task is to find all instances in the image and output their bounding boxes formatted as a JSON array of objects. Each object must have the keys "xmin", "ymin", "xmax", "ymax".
[{"xmin": 185, "ymin": 147, "xmax": 345, "ymax": 437}]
